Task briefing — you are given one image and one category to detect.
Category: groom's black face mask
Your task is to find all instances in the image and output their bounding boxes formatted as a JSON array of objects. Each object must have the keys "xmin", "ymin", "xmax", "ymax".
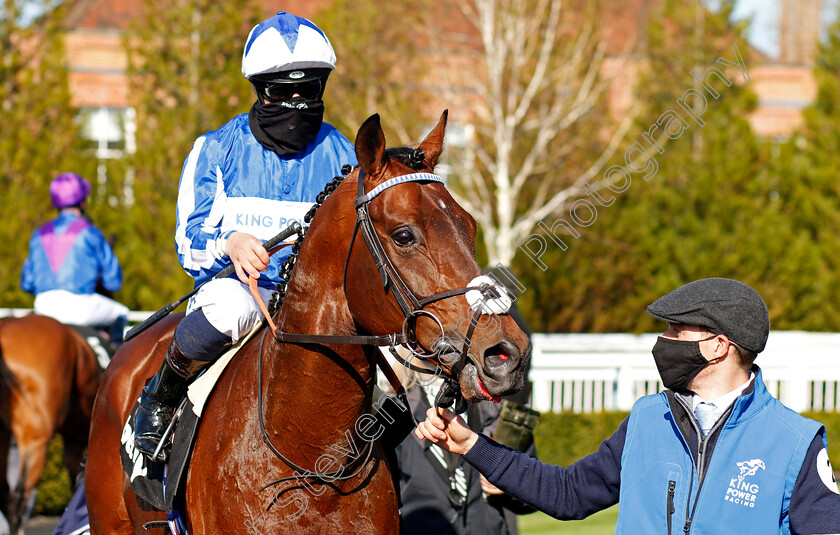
[
  {"xmin": 651, "ymin": 334, "xmax": 718, "ymax": 392},
  {"xmin": 249, "ymin": 96, "xmax": 324, "ymax": 156}
]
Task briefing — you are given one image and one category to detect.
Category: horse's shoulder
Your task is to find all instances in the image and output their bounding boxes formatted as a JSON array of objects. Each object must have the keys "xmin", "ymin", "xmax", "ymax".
[{"xmin": 103, "ymin": 314, "xmax": 183, "ymax": 396}]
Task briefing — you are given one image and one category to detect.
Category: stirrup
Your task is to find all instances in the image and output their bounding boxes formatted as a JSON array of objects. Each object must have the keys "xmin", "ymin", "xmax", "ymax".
[
  {"xmin": 134, "ymin": 338, "xmax": 210, "ymax": 461},
  {"xmin": 136, "ymin": 396, "xmax": 187, "ymax": 462},
  {"xmin": 135, "ymin": 397, "xmax": 176, "ymax": 461},
  {"xmin": 134, "ymin": 355, "xmax": 190, "ymax": 461}
]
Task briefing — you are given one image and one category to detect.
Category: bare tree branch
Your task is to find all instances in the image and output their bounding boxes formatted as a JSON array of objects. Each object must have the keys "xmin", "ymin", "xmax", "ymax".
[
  {"xmin": 425, "ymin": 0, "xmax": 636, "ymax": 266},
  {"xmin": 518, "ymin": 114, "xmax": 634, "ymax": 230}
]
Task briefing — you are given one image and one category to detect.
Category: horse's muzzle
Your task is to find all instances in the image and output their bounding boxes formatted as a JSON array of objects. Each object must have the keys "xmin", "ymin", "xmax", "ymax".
[
  {"xmin": 431, "ymin": 333, "xmax": 529, "ymax": 403},
  {"xmin": 475, "ymin": 340, "xmax": 527, "ymax": 396}
]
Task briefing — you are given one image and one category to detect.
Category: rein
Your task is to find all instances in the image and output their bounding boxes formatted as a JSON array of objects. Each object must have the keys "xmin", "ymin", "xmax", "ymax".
[{"xmin": 255, "ymin": 327, "xmax": 376, "ymax": 497}]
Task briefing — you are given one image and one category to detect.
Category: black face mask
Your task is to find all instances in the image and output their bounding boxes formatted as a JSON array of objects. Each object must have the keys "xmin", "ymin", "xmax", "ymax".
[
  {"xmin": 249, "ymin": 97, "xmax": 324, "ymax": 156},
  {"xmin": 651, "ymin": 335, "xmax": 717, "ymax": 392}
]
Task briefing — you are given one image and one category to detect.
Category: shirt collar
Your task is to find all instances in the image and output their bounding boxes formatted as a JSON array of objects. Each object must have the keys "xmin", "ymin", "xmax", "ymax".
[{"xmin": 692, "ymin": 370, "xmax": 755, "ymax": 412}]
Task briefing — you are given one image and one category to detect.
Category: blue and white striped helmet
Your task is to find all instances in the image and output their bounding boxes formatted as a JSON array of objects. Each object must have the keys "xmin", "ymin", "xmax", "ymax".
[{"xmin": 242, "ymin": 11, "xmax": 336, "ymax": 82}]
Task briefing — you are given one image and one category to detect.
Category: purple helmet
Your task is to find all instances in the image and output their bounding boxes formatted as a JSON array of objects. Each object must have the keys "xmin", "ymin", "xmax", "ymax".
[{"xmin": 50, "ymin": 173, "xmax": 91, "ymax": 209}]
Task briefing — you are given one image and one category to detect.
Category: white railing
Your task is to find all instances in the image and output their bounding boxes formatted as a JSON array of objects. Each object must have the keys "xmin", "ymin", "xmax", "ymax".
[
  {"xmin": 3, "ymin": 309, "xmax": 838, "ymax": 414},
  {"xmin": 0, "ymin": 308, "xmax": 154, "ymax": 340},
  {"xmin": 529, "ymin": 332, "xmax": 840, "ymax": 414},
  {"xmin": 0, "ymin": 308, "xmax": 153, "ymax": 324}
]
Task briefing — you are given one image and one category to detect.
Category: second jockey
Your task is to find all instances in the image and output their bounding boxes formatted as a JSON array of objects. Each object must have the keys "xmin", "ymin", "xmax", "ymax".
[{"xmin": 21, "ymin": 172, "xmax": 129, "ymax": 342}]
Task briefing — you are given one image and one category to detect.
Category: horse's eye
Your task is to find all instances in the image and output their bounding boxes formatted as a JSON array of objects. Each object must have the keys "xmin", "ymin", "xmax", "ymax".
[{"xmin": 392, "ymin": 228, "xmax": 415, "ymax": 247}]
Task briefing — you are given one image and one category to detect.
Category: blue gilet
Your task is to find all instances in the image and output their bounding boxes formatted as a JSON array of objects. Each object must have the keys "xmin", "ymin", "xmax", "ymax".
[{"xmin": 617, "ymin": 369, "xmax": 824, "ymax": 534}]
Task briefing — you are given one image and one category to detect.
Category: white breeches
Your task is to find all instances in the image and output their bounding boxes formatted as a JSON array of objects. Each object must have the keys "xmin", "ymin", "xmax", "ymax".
[
  {"xmin": 186, "ymin": 278, "xmax": 273, "ymax": 343},
  {"xmin": 34, "ymin": 289, "xmax": 129, "ymax": 327}
]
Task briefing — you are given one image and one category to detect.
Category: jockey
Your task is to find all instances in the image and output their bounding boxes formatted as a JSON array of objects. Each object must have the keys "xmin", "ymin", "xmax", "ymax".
[
  {"xmin": 21, "ymin": 172, "xmax": 129, "ymax": 342},
  {"xmin": 134, "ymin": 11, "xmax": 358, "ymax": 459}
]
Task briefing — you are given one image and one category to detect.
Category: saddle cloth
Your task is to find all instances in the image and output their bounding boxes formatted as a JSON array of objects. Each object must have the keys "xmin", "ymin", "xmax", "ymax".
[{"xmin": 119, "ymin": 320, "xmax": 265, "ymax": 511}]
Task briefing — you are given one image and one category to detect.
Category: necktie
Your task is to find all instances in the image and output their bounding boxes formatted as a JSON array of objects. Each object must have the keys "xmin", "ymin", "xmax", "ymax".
[{"xmin": 694, "ymin": 402, "xmax": 718, "ymax": 436}]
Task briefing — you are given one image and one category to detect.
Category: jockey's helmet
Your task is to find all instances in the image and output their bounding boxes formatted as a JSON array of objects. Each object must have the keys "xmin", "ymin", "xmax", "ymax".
[
  {"xmin": 50, "ymin": 172, "xmax": 91, "ymax": 209},
  {"xmin": 242, "ymin": 11, "xmax": 335, "ymax": 101}
]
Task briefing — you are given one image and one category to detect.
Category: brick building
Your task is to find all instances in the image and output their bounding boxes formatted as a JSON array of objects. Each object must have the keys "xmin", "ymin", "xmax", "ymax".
[{"xmin": 60, "ymin": 0, "xmax": 823, "ymax": 161}]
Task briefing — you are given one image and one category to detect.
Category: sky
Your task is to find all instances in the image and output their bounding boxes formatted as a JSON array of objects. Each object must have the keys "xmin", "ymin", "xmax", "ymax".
[{"xmin": 730, "ymin": 0, "xmax": 839, "ymax": 58}]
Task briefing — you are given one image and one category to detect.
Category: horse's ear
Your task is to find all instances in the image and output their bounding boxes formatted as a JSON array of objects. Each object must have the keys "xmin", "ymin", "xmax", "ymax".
[
  {"xmin": 355, "ymin": 113, "xmax": 387, "ymax": 178},
  {"xmin": 418, "ymin": 110, "xmax": 448, "ymax": 169}
]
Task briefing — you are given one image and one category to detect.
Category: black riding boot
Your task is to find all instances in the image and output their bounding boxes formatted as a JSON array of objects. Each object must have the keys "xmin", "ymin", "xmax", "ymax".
[{"xmin": 134, "ymin": 338, "xmax": 208, "ymax": 460}]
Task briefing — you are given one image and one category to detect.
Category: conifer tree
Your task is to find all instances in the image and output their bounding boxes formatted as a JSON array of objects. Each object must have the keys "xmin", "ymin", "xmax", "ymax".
[
  {"xmin": 0, "ymin": 0, "xmax": 94, "ymax": 306},
  {"xmin": 769, "ymin": 15, "xmax": 840, "ymax": 330},
  {"xmin": 315, "ymin": 0, "xmax": 428, "ymax": 145},
  {"xmin": 121, "ymin": 0, "xmax": 260, "ymax": 309},
  {"xmin": 516, "ymin": 1, "xmax": 800, "ymax": 333}
]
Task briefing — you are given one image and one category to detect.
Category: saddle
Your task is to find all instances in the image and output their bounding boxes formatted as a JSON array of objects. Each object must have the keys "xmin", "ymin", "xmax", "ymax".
[
  {"xmin": 118, "ymin": 320, "xmax": 265, "ymax": 511},
  {"xmin": 66, "ymin": 324, "xmax": 118, "ymax": 371}
]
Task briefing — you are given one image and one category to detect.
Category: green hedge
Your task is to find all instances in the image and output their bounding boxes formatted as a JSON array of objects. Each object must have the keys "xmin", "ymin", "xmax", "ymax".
[
  {"xmin": 34, "ymin": 436, "xmax": 73, "ymax": 516},
  {"xmin": 803, "ymin": 411, "xmax": 840, "ymax": 463},
  {"xmin": 533, "ymin": 410, "xmax": 840, "ymax": 469},
  {"xmin": 533, "ymin": 411, "xmax": 630, "ymax": 467},
  {"xmin": 31, "ymin": 411, "xmax": 840, "ymax": 516}
]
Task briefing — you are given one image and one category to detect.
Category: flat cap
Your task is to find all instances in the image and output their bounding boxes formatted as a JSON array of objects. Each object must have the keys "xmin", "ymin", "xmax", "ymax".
[{"xmin": 646, "ymin": 278, "xmax": 769, "ymax": 353}]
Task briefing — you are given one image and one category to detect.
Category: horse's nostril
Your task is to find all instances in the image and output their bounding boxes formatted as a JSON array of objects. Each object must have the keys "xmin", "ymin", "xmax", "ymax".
[
  {"xmin": 483, "ymin": 341, "xmax": 519, "ymax": 372},
  {"xmin": 486, "ymin": 353, "xmax": 507, "ymax": 369}
]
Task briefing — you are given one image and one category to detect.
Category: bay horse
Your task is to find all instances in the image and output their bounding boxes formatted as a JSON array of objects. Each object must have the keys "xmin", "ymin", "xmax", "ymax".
[
  {"xmin": 85, "ymin": 111, "xmax": 531, "ymax": 534},
  {"xmin": 0, "ymin": 314, "xmax": 99, "ymax": 534}
]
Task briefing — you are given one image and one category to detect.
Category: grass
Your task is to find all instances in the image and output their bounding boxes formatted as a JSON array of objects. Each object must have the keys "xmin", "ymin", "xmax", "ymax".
[{"xmin": 518, "ymin": 505, "xmax": 618, "ymax": 534}]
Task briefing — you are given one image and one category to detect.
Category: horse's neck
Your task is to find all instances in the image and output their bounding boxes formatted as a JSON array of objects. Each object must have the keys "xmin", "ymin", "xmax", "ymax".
[{"xmin": 264, "ymin": 259, "xmax": 374, "ymax": 452}]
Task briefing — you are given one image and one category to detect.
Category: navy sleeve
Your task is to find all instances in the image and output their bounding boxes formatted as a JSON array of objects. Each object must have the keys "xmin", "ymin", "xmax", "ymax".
[
  {"xmin": 789, "ymin": 432, "xmax": 840, "ymax": 535},
  {"xmin": 463, "ymin": 417, "xmax": 626, "ymax": 520}
]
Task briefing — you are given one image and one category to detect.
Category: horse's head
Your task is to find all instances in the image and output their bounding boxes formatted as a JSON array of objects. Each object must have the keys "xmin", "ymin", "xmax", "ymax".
[{"xmin": 337, "ymin": 111, "xmax": 530, "ymax": 404}]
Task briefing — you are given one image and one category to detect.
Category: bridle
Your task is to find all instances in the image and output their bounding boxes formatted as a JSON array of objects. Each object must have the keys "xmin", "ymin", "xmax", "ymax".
[
  {"xmin": 346, "ymin": 169, "xmax": 499, "ymax": 379},
  {"xmin": 256, "ymin": 165, "xmax": 511, "ymax": 492},
  {"xmin": 265, "ymin": 166, "xmax": 512, "ymax": 404}
]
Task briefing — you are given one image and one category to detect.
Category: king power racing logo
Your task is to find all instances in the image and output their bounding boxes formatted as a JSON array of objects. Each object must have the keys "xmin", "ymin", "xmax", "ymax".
[{"xmin": 725, "ymin": 458, "xmax": 765, "ymax": 507}]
